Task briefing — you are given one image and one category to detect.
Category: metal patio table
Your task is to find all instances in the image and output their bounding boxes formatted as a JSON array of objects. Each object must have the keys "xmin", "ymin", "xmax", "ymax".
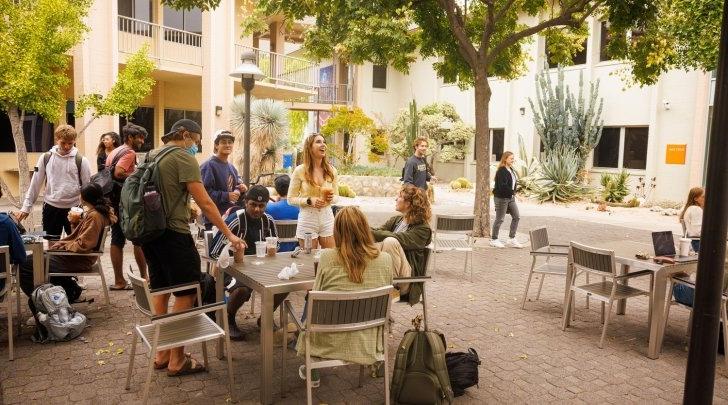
[
  {"xmin": 215, "ymin": 252, "xmax": 316, "ymax": 404},
  {"xmin": 556, "ymin": 239, "xmax": 698, "ymax": 359}
]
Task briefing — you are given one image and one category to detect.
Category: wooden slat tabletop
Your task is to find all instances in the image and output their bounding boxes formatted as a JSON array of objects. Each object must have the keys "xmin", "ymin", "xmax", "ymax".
[{"xmin": 225, "ymin": 252, "xmax": 317, "ymax": 295}]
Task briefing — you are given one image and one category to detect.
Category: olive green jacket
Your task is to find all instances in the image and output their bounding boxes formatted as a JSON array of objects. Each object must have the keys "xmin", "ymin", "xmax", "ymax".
[{"xmin": 372, "ymin": 215, "xmax": 432, "ymax": 305}]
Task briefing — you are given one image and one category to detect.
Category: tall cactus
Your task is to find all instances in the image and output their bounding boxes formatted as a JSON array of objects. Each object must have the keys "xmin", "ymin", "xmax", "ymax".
[
  {"xmin": 529, "ymin": 67, "xmax": 604, "ymax": 176},
  {"xmin": 404, "ymin": 99, "xmax": 419, "ymax": 153}
]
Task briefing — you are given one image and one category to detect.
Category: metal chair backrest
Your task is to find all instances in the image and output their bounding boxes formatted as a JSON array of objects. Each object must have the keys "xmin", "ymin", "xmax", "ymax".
[
  {"xmin": 127, "ymin": 271, "xmax": 154, "ymax": 317},
  {"xmin": 274, "ymin": 220, "xmax": 298, "ymax": 243},
  {"xmin": 307, "ymin": 285, "xmax": 394, "ymax": 333},
  {"xmin": 203, "ymin": 230, "xmax": 214, "ymax": 254},
  {"xmin": 94, "ymin": 227, "xmax": 110, "ymax": 253},
  {"xmin": 434, "ymin": 214, "xmax": 474, "ymax": 236},
  {"xmin": 569, "ymin": 242, "xmax": 617, "ymax": 276},
  {"xmin": 0, "ymin": 246, "xmax": 9, "ymax": 299},
  {"xmin": 530, "ymin": 227, "xmax": 549, "ymax": 251},
  {"xmin": 680, "ymin": 220, "xmax": 687, "ymax": 238}
]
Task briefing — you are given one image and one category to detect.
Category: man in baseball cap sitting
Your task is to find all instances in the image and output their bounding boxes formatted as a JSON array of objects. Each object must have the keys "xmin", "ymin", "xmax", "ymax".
[{"xmin": 208, "ymin": 185, "xmax": 286, "ymax": 340}]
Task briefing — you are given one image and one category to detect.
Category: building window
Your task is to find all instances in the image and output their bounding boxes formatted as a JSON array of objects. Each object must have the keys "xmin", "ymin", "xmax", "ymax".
[
  {"xmin": 372, "ymin": 64, "xmax": 387, "ymax": 89},
  {"xmin": 473, "ymin": 128, "xmax": 505, "ymax": 162},
  {"xmin": 163, "ymin": 6, "xmax": 202, "ymax": 46},
  {"xmin": 547, "ymin": 38, "xmax": 588, "ymax": 68},
  {"xmin": 163, "ymin": 109, "xmax": 202, "ymax": 152},
  {"xmin": 118, "ymin": 0, "xmax": 153, "ymax": 21},
  {"xmin": 599, "ymin": 21, "xmax": 612, "ymax": 62},
  {"xmin": 120, "ymin": 107, "xmax": 155, "ymax": 152},
  {"xmin": 593, "ymin": 126, "xmax": 649, "ymax": 170},
  {"xmin": 0, "ymin": 111, "xmax": 55, "ymax": 153}
]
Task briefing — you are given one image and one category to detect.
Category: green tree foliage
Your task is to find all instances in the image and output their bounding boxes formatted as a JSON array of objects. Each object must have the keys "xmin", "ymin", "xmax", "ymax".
[
  {"xmin": 0, "ymin": 0, "xmax": 91, "ymax": 206},
  {"xmin": 75, "ymin": 45, "xmax": 156, "ymax": 134},
  {"xmin": 320, "ymin": 106, "xmax": 375, "ymax": 168},
  {"xmin": 232, "ymin": 0, "xmax": 668, "ymax": 236},
  {"xmin": 288, "ymin": 110, "xmax": 308, "ymax": 148},
  {"xmin": 161, "ymin": 0, "xmax": 220, "ymax": 11}
]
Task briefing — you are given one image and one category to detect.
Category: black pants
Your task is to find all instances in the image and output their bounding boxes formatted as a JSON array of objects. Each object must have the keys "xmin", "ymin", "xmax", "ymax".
[{"xmin": 42, "ymin": 203, "xmax": 71, "ymax": 240}]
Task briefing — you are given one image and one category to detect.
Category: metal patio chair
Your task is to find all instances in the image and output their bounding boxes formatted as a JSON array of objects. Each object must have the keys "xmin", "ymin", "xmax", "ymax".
[
  {"xmin": 124, "ymin": 271, "xmax": 234, "ymax": 404},
  {"xmin": 522, "ymin": 227, "xmax": 590, "ymax": 309},
  {"xmin": 659, "ymin": 273, "xmax": 728, "ymax": 366},
  {"xmin": 273, "ymin": 219, "xmax": 298, "ymax": 245},
  {"xmin": 44, "ymin": 226, "xmax": 110, "ymax": 313},
  {"xmin": 0, "ymin": 247, "xmax": 18, "ymax": 361},
  {"xmin": 431, "ymin": 214, "xmax": 475, "ymax": 281},
  {"xmin": 562, "ymin": 242, "xmax": 654, "ymax": 348},
  {"xmin": 199, "ymin": 230, "xmax": 215, "ymax": 274},
  {"xmin": 281, "ymin": 285, "xmax": 394, "ymax": 405}
]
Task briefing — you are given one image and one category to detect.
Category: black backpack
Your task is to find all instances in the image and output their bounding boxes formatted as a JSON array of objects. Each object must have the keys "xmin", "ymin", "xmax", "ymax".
[
  {"xmin": 445, "ymin": 348, "xmax": 481, "ymax": 397},
  {"xmin": 91, "ymin": 146, "xmax": 132, "ymax": 202}
]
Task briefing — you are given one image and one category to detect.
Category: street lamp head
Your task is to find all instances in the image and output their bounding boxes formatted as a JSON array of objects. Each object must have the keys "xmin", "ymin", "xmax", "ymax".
[{"xmin": 229, "ymin": 50, "xmax": 265, "ymax": 81}]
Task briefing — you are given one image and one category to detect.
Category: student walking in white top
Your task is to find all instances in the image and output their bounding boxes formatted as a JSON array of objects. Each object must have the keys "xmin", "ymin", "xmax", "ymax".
[
  {"xmin": 17, "ymin": 125, "xmax": 91, "ymax": 239},
  {"xmin": 679, "ymin": 186, "xmax": 704, "ymax": 252}
]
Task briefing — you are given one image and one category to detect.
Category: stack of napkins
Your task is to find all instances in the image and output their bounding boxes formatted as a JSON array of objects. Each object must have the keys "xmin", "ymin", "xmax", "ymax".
[{"xmin": 277, "ymin": 263, "xmax": 299, "ymax": 280}]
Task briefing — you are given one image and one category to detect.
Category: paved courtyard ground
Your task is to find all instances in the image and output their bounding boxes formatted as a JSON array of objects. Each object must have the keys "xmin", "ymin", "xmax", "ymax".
[{"xmin": 1, "ymin": 187, "xmax": 727, "ymax": 404}]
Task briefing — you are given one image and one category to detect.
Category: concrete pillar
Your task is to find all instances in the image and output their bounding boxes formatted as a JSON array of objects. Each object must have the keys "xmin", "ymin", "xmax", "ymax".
[
  {"xmin": 73, "ymin": 0, "xmax": 119, "ymax": 172},
  {"xmin": 155, "ymin": 82, "xmax": 165, "ymax": 146}
]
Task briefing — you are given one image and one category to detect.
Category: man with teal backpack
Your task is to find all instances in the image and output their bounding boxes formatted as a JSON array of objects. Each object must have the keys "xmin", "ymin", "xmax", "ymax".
[{"xmin": 390, "ymin": 315, "xmax": 454, "ymax": 404}]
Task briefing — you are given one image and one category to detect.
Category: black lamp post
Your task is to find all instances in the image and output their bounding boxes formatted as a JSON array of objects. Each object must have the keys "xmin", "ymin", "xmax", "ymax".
[{"xmin": 229, "ymin": 50, "xmax": 265, "ymax": 185}]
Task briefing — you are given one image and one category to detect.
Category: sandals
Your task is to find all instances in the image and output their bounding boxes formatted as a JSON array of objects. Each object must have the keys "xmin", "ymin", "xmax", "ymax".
[
  {"xmin": 167, "ymin": 356, "xmax": 206, "ymax": 377},
  {"xmin": 109, "ymin": 282, "xmax": 133, "ymax": 291},
  {"xmin": 154, "ymin": 353, "xmax": 191, "ymax": 370}
]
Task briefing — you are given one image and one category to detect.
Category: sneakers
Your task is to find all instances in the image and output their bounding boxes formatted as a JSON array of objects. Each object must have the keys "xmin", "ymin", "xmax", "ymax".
[
  {"xmin": 506, "ymin": 238, "xmax": 524, "ymax": 248},
  {"xmin": 299, "ymin": 365, "xmax": 320, "ymax": 387},
  {"xmin": 489, "ymin": 239, "xmax": 506, "ymax": 248}
]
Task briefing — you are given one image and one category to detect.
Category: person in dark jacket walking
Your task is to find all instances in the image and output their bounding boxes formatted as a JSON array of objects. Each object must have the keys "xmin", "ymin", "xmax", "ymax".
[{"xmin": 490, "ymin": 151, "xmax": 522, "ymax": 248}]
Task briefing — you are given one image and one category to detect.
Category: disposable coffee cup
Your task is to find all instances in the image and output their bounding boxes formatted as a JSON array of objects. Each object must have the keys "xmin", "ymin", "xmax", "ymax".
[
  {"xmin": 255, "ymin": 241, "xmax": 266, "ymax": 258},
  {"xmin": 70, "ymin": 207, "xmax": 83, "ymax": 215},
  {"xmin": 679, "ymin": 238, "xmax": 691, "ymax": 256},
  {"xmin": 265, "ymin": 237, "xmax": 278, "ymax": 257}
]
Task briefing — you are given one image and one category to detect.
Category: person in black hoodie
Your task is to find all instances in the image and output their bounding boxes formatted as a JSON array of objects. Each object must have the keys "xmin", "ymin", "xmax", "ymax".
[{"xmin": 490, "ymin": 151, "xmax": 523, "ymax": 248}]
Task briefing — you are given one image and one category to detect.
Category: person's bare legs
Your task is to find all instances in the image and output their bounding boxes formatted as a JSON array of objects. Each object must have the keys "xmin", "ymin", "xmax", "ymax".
[
  {"xmin": 165, "ymin": 294, "xmax": 198, "ymax": 372},
  {"xmin": 152, "ymin": 293, "xmax": 172, "ymax": 364},
  {"xmin": 298, "ymin": 238, "xmax": 321, "ymax": 249},
  {"xmin": 377, "ymin": 237, "xmax": 412, "ymax": 293},
  {"xmin": 109, "ymin": 245, "xmax": 127, "ymax": 288},
  {"xmin": 133, "ymin": 246, "xmax": 148, "ymax": 279}
]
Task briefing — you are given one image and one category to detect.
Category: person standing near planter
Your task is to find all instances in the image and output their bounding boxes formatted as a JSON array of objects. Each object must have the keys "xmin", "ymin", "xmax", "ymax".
[
  {"xmin": 490, "ymin": 151, "xmax": 523, "ymax": 248},
  {"xmin": 402, "ymin": 137, "xmax": 433, "ymax": 190}
]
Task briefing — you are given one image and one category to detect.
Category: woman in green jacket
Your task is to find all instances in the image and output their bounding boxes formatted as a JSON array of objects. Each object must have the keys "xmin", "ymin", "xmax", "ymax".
[{"xmin": 372, "ymin": 184, "xmax": 432, "ymax": 303}]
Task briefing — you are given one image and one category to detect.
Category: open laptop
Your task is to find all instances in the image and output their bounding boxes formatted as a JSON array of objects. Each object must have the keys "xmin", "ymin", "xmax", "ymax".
[{"xmin": 651, "ymin": 231, "xmax": 697, "ymax": 262}]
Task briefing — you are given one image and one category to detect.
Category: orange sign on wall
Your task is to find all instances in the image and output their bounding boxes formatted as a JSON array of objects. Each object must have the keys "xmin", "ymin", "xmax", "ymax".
[{"xmin": 665, "ymin": 144, "xmax": 687, "ymax": 165}]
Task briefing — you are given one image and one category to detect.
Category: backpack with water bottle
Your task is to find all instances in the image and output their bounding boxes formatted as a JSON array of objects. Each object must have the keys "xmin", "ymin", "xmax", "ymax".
[{"xmin": 31, "ymin": 283, "xmax": 87, "ymax": 342}]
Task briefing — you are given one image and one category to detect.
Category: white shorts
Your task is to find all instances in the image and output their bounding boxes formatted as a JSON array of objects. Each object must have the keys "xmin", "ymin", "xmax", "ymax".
[{"xmin": 296, "ymin": 206, "xmax": 334, "ymax": 239}]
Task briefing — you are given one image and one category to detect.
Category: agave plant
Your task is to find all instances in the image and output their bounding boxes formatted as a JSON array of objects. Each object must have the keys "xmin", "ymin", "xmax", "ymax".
[
  {"xmin": 514, "ymin": 133, "xmax": 540, "ymax": 194},
  {"xmin": 230, "ymin": 96, "xmax": 289, "ymax": 184},
  {"xmin": 533, "ymin": 147, "xmax": 592, "ymax": 203},
  {"xmin": 600, "ymin": 170, "xmax": 630, "ymax": 203}
]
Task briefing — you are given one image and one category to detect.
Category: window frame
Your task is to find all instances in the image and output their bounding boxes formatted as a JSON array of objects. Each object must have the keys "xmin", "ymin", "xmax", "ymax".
[
  {"xmin": 473, "ymin": 128, "xmax": 505, "ymax": 163},
  {"xmin": 591, "ymin": 126, "xmax": 650, "ymax": 172},
  {"xmin": 372, "ymin": 64, "xmax": 388, "ymax": 90}
]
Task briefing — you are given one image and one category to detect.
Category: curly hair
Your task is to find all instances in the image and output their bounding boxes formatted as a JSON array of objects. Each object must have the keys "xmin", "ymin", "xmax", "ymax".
[{"xmin": 400, "ymin": 184, "xmax": 431, "ymax": 225}]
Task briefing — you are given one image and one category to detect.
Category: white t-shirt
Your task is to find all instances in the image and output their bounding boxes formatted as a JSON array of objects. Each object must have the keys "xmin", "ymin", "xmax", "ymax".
[{"xmin": 683, "ymin": 205, "xmax": 703, "ymax": 237}]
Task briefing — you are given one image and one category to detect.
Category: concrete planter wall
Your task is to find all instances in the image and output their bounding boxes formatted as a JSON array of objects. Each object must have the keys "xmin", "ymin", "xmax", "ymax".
[{"xmin": 338, "ymin": 175, "xmax": 402, "ymax": 197}]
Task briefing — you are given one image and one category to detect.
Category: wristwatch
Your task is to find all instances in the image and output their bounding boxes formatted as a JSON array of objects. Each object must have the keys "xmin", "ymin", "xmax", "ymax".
[{"xmin": 306, "ymin": 197, "xmax": 312, "ymax": 206}]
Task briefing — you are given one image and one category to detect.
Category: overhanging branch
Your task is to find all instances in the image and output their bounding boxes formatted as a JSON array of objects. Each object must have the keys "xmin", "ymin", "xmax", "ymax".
[{"xmin": 438, "ymin": 0, "xmax": 478, "ymax": 66}]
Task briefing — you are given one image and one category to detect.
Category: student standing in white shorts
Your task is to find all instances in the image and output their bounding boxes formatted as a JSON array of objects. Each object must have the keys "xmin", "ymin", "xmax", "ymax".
[{"xmin": 288, "ymin": 134, "xmax": 338, "ymax": 249}]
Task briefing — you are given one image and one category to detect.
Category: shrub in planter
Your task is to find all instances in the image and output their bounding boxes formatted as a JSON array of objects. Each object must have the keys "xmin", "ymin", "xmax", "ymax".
[
  {"xmin": 338, "ymin": 183, "xmax": 357, "ymax": 198},
  {"xmin": 455, "ymin": 177, "xmax": 472, "ymax": 189},
  {"xmin": 600, "ymin": 171, "xmax": 630, "ymax": 203},
  {"xmin": 533, "ymin": 148, "xmax": 593, "ymax": 203},
  {"xmin": 450, "ymin": 180, "xmax": 462, "ymax": 190}
]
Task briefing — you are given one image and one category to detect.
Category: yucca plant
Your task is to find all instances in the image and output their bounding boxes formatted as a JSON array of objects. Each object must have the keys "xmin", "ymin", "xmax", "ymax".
[
  {"xmin": 515, "ymin": 133, "xmax": 540, "ymax": 194},
  {"xmin": 533, "ymin": 148, "xmax": 592, "ymax": 203},
  {"xmin": 600, "ymin": 170, "xmax": 630, "ymax": 203},
  {"xmin": 230, "ymin": 96, "xmax": 289, "ymax": 184}
]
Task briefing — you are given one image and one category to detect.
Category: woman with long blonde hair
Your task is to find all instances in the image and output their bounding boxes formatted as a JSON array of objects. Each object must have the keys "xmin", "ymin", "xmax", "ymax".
[
  {"xmin": 295, "ymin": 206, "xmax": 393, "ymax": 386},
  {"xmin": 288, "ymin": 133, "xmax": 338, "ymax": 248},
  {"xmin": 490, "ymin": 151, "xmax": 522, "ymax": 248},
  {"xmin": 679, "ymin": 186, "xmax": 704, "ymax": 252}
]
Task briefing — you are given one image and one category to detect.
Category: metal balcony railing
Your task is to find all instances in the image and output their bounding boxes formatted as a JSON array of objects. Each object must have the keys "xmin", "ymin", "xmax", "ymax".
[
  {"xmin": 234, "ymin": 44, "xmax": 317, "ymax": 91},
  {"xmin": 118, "ymin": 15, "xmax": 203, "ymax": 66}
]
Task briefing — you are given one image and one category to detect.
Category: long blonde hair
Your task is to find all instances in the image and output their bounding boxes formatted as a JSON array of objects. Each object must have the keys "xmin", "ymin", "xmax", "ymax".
[
  {"xmin": 302, "ymin": 133, "xmax": 336, "ymax": 185},
  {"xmin": 680, "ymin": 187, "xmax": 704, "ymax": 221},
  {"xmin": 498, "ymin": 151, "xmax": 514, "ymax": 168},
  {"xmin": 333, "ymin": 206, "xmax": 380, "ymax": 283},
  {"xmin": 400, "ymin": 184, "xmax": 431, "ymax": 225}
]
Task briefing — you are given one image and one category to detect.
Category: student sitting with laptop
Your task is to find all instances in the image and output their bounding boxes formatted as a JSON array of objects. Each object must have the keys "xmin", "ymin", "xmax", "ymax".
[{"xmin": 680, "ymin": 187, "xmax": 704, "ymax": 253}]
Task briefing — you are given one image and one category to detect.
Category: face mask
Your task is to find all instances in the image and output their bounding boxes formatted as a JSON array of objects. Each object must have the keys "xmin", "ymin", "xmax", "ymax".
[{"xmin": 186, "ymin": 143, "xmax": 198, "ymax": 155}]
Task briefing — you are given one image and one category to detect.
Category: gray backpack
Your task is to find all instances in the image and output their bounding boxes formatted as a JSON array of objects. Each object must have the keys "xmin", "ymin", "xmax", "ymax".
[{"xmin": 31, "ymin": 283, "xmax": 86, "ymax": 342}]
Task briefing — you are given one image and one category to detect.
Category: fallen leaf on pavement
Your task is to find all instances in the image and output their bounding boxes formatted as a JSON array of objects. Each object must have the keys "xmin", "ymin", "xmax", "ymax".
[
  {"xmin": 116, "ymin": 348, "xmax": 125, "ymax": 355},
  {"xmin": 508, "ymin": 332, "xmax": 514, "ymax": 337},
  {"xmin": 518, "ymin": 354, "xmax": 528, "ymax": 360},
  {"xmin": 97, "ymin": 360, "xmax": 106, "ymax": 365},
  {"xmin": 108, "ymin": 341, "xmax": 114, "ymax": 347}
]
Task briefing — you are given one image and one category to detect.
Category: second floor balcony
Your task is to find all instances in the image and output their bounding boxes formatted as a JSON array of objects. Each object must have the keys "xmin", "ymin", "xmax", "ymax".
[{"xmin": 118, "ymin": 15, "xmax": 203, "ymax": 71}]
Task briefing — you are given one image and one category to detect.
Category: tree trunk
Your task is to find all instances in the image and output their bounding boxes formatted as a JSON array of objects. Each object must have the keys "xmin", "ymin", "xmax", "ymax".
[
  {"xmin": 6, "ymin": 107, "xmax": 30, "ymax": 210},
  {"xmin": 472, "ymin": 72, "xmax": 493, "ymax": 237}
]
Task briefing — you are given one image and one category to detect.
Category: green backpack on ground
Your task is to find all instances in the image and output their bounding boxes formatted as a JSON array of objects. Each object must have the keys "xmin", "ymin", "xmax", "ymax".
[
  {"xmin": 119, "ymin": 146, "xmax": 180, "ymax": 244},
  {"xmin": 391, "ymin": 316, "xmax": 454, "ymax": 404}
]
